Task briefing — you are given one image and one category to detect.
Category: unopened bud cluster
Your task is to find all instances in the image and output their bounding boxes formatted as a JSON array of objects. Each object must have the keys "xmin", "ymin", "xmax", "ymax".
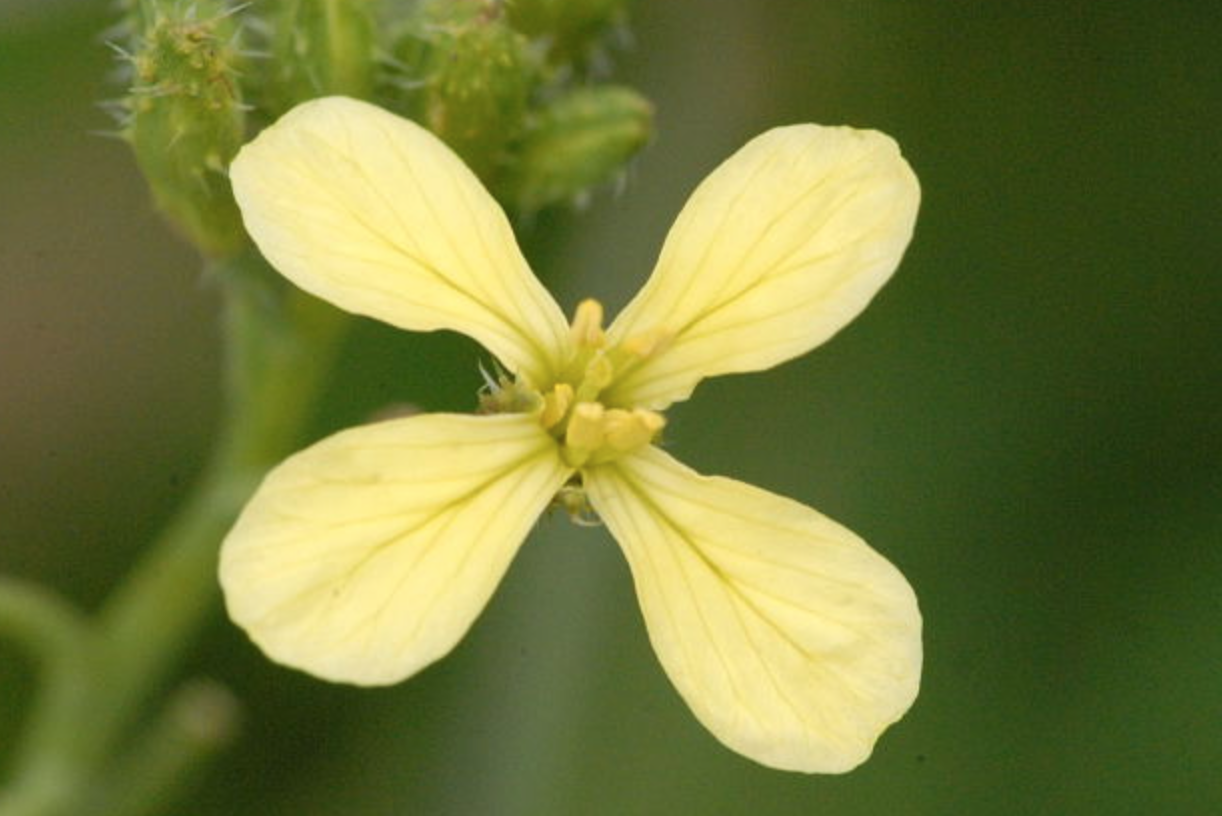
[
  {"xmin": 388, "ymin": 0, "xmax": 652, "ymax": 211},
  {"xmin": 115, "ymin": 0, "xmax": 653, "ymax": 257}
]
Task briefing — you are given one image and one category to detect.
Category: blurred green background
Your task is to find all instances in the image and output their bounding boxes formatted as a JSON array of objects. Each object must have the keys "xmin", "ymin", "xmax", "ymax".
[{"xmin": 3, "ymin": 0, "xmax": 1220, "ymax": 813}]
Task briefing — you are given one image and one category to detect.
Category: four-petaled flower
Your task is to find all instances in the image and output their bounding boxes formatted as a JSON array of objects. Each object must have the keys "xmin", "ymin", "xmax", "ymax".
[{"xmin": 220, "ymin": 96, "xmax": 922, "ymax": 773}]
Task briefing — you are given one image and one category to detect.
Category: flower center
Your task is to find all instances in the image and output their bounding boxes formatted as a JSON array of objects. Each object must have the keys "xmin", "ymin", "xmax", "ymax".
[{"xmin": 479, "ymin": 298, "xmax": 671, "ymax": 469}]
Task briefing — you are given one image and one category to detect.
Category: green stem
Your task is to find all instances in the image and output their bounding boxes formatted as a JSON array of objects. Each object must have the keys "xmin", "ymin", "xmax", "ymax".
[
  {"xmin": 0, "ymin": 580, "xmax": 91, "ymax": 816},
  {"xmin": 88, "ymin": 255, "xmax": 346, "ymax": 756},
  {"xmin": 0, "ymin": 249, "xmax": 347, "ymax": 815},
  {"xmin": 85, "ymin": 681, "xmax": 241, "ymax": 816}
]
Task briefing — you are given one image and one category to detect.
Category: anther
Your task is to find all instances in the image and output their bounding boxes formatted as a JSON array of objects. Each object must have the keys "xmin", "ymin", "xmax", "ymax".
[
  {"xmin": 540, "ymin": 383, "xmax": 574, "ymax": 429},
  {"xmin": 564, "ymin": 402, "xmax": 606, "ymax": 452},
  {"xmin": 619, "ymin": 326, "xmax": 674, "ymax": 359},
  {"xmin": 583, "ymin": 354, "xmax": 614, "ymax": 391},
  {"xmin": 569, "ymin": 299, "xmax": 606, "ymax": 348},
  {"xmin": 603, "ymin": 408, "xmax": 666, "ymax": 452}
]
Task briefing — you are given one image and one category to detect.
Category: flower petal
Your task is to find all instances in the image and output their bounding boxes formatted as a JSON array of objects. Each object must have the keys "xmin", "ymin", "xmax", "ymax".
[
  {"xmin": 219, "ymin": 413, "xmax": 571, "ymax": 686},
  {"xmin": 231, "ymin": 96, "xmax": 569, "ymax": 385},
  {"xmin": 584, "ymin": 446, "xmax": 921, "ymax": 772},
  {"xmin": 604, "ymin": 125, "xmax": 919, "ymax": 409}
]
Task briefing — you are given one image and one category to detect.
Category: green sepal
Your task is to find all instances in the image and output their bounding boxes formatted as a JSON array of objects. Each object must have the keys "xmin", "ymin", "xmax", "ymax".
[
  {"xmin": 503, "ymin": 85, "xmax": 652, "ymax": 214},
  {"xmin": 126, "ymin": 2, "xmax": 246, "ymax": 257}
]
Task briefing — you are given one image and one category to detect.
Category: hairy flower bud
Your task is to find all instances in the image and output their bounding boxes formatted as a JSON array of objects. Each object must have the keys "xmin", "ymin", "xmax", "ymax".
[
  {"xmin": 504, "ymin": 85, "xmax": 651, "ymax": 213},
  {"xmin": 269, "ymin": 0, "xmax": 377, "ymax": 111},
  {"xmin": 393, "ymin": 0, "xmax": 539, "ymax": 179},
  {"xmin": 126, "ymin": 2, "xmax": 246, "ymax": 256}
]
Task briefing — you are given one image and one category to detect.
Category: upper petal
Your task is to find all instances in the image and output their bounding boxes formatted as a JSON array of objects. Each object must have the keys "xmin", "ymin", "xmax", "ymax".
[
  {"xmin": 219, "ymin": 413, "xmax": 572, "ymax": 686},
  {"xmin": 604, "ymin": 125, "xmax": 919, "ymax": 409},
  {"xmin": 584, "ymin": 446, "xmax": 921, "ymax": 773},
  {"xmin": 230, "ymin": 96, "xmax": 569, "ymax": 386}
]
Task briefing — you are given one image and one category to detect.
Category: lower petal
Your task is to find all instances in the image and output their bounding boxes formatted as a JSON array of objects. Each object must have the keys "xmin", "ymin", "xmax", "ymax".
[
  {"xmin": 219, "ymin": 413, "xmax": 571, "ymax": 686},
  {"xmin": 584, "ymin": 446, "xmax": 921, "ymax": 773}
]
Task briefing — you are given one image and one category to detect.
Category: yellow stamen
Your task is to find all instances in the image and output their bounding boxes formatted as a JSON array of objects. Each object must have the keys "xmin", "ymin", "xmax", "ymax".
[
  {"xmin": 619, "ymin": 326, "xmax": 674, "ymax": 359},
  {"xmin": 603, "ymin": 408, "xmax": 666, "ymax": 452},
  {"xmin": 569, "ymin": 298, "xmax": 606, "ymax": 348},
  {"xmin": 547, "ymin": 299, "xmax": 671, "ymax": 465},
  {"xmin": 574, "ymin": 354, "xmax": 614, "ymax": 403},
  {"xmin": 540, "ymin": 383, "xmax": 574, "ymax": 429},
  {"xmin": 565, "ymin": 402, "xmax": 606, "ymax": 453}
]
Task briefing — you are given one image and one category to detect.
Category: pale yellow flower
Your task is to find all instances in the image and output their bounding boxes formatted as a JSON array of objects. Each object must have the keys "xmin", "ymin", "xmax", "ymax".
[{"xmin": 220, "ymin": 96, "xmax": 922, "ymax": 773}]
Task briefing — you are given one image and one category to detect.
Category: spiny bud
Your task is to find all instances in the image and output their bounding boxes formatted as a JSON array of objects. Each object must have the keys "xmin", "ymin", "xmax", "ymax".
[
  {"xmin": 269, "ymin": 0, "xmax": 376, "ymax": 112},
  {"xmin": 504, "ymin": 85, "xmax": 651, "ymax": 214},
  {"xmin": 393, "ymin": 0, "xmax": 539, "ymax": 180},
  {"xmin": 126, "ymin": 2, "xmax": 246, "ymax": 257},
  {"xmin": 506, "ymin": 0, "xmax": 628, "ymax": 65}
]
